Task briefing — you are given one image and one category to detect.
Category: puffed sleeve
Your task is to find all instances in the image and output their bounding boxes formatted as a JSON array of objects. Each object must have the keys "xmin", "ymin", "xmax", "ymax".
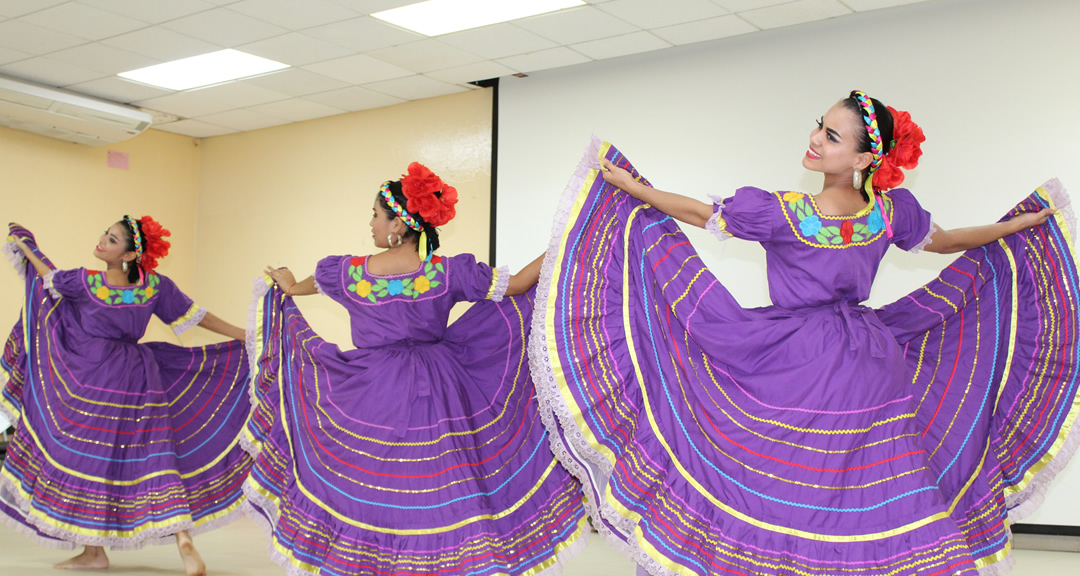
[
  {"xmin": 447, "ymin": 254, "xmax": 510, "ymax": 303},
  {"xmin": 706, "ymin": 186, "xmax": 781, "ymax": 243},
  {"xmin": 314, "ymin": 255, "xmax": 350, "ymax": 306},
  {"xmin": 152, "ymin": 274, "xmax": 207, "ymax": 336},
  {"xmin": 44, "ymin": 268, "xmax": 88, "ymax": 300},
  {"xmin": 886, "ymin": 189, "xmax": 936, "ymax": 253}
]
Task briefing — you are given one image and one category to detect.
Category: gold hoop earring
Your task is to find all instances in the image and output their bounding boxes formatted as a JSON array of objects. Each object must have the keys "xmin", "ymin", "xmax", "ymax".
[
  {"xmin": 122, "ymin": 261, "xmax": 129, "ymax": 273},
  {"xmin": 853, "ymin": 169, "xmax": 863, "ymax": 190},
  {"xmin": 388, "ymin": 234, "xmax": 403, "ymax": 247}
]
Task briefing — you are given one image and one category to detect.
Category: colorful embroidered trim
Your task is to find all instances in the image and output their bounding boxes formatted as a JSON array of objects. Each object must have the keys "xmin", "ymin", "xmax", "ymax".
[
  {"xmin": 346, "ymin": 255, "xmax": 445, "ymax": 303},
  {"xmin": 780, "ymin": 191, "xmax": 892, "ymax": 248},
  {"xmin": 86, "ymin": 271, "xmax": 161, "ymax": 305},
  {"xmin": 169, "ymin": 303, "xmax": 208, "ymax": 335},
  {"xmin": 123, "ymin": 215, "xmax": 144, "ymax": 264},
  {"xmin": 380, "ymin": 181, "xmax": 423, "ymax": 232}
]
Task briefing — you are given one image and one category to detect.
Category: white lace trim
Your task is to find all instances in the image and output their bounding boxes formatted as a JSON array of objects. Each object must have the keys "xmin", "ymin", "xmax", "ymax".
[
  {"xmin": 909, "ymin": 220, "xmax": 937, "ymax": 254},
  {"xmin": 488, "ymin": 265, "xmax": 510, "ymax": 302},
  {"xmin": 1042, "ymin": 177, "xmax": 1076, "ymax": 245},
  {"xmin": 705, "ymin": 195, "xmax": 733, "ymax": 241},
  {"xmin": 245, "ymin": 276, "xmax": 273, "ymax": 412},
  {"xmin": 42, "ymin": 270, "xmax": 60, "ymax": 299},
  {"xmin": 2, "ymin": 238, "xmax": 26, "ymax": 281},
  {"xmin": 169, "ymin": 304, "xmax": 207, "ymax": 336},
  {"xmin": 313, "ymin": 278, "xmax": 327, "ymax": 297}
]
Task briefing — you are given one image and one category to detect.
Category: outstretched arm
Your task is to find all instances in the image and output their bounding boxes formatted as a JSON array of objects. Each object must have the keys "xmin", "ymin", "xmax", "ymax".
[
  {"xmin": 197, "ymin": 312, "xmax": 245, "ymax": 341},
  {"xmin": 600, "ymin": 159, "xmax": 713, "ymax": 228},
  {"xmin": 13, "ymin": 237, "xmax": 52, "ymax": 278},
  {"xmin": 924, "ymin": 208, "xmax": 1055, "ymax": 254},
  {"xmin": 505, "ymin": 253, "xmax": 544, "ymax": 297},
  {"xmin": 265, "ymin": 266, "xmax": 318, "ymax": 296}
]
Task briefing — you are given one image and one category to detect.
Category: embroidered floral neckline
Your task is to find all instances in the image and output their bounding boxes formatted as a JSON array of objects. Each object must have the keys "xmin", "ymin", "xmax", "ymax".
[
  {"xmin": 85, "ymin": 270, "xmax": 160, "ymax": 305},
  {"xmin": 346, "ymin": 255, "xmax": 445, "ymax": 303},
  {"xmin": 777, "ymin": 191, "xmax": 892, "ymax": 249}
]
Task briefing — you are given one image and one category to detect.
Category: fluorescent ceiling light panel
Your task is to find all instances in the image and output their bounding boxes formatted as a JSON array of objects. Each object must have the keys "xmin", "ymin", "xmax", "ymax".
[
  {"xmin": 118, "ymin": 49, "xmax": 289, "ymax": 91},
  {"xmin": 373, "ymin": 0, "xmax": 585, "ymax": 36}
]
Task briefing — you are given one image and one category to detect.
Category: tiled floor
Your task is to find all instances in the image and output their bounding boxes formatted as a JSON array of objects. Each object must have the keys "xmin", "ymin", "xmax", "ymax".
[{"xmin": 0, "ymin": 517, "xmax": 1076, "ymax": 575}]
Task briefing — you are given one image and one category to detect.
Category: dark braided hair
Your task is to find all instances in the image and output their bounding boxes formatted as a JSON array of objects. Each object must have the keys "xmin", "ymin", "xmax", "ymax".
[
  {"xmin": 842, "ymin": 91, "xmax": 894, "ymax": 201},
  {"xmin": 118, "ymin": 219, "xmax": 142, "ymax": 284},
  {"xmin": 376, "ymin": 181, "xmax": 441, "ymax": 256}
]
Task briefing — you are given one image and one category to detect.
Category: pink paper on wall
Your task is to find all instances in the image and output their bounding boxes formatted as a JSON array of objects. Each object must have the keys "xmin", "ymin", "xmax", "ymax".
[{"xmin": 107, "ymin": 150, "xmax": 129, "ymax": 170}]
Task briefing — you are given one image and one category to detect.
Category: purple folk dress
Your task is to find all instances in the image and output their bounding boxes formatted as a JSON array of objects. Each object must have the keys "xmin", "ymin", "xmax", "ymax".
[
  {"xmin": 531, "ymin": 139, "xmax": 1080, "ymax": 576},
  {"xmin": 243, "ymin": 253, "xmax": 587, "ymax": 576},
  {"xmin": 0, "ymin": 225, "xmax": 252, "ymax": 549}
]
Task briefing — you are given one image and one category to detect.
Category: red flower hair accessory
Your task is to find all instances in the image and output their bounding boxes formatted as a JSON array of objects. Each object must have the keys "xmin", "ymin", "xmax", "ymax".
[
  {"xmin": 137, "ymin": 215, "xmax": 170, "ymax": 272},
  {"xmin": 400, "ymin": 162, "xmax": 458, "ymax": 227},
  {"xmin": 871, "ymin": 106, "xmax": 926, "ymax": 192}
]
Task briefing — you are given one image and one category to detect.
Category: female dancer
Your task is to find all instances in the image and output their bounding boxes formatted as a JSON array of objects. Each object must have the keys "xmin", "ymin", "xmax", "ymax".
[
  {"xmin": 1, "ymin": 218, "xmax": 251, "ymax": 575},
  {"xmin": 247, "ymin": 162, "xmax": 587, "ymax": 576},
  {"xmin": 530, "ymin": 91, "xmax": 1078, "ymax": 575}
]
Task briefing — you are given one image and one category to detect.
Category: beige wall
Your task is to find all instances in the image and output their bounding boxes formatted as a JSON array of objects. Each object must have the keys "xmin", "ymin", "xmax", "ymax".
[
  {"xmin": 0, "ymin": 125, "xmax": 201, "ymax": 345},
  {"xmin": 191, "ymin": 88, "xmax": 493, "ymax": 346}
]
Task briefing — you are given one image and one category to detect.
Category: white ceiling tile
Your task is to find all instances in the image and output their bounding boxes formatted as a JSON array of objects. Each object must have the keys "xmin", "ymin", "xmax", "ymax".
[
  {"xmin": 48, "ymin": 43, "xmax": 161, "ymax": 75},
  {"xmin": 302, "ymin": 53, "xmax": 413, "ymax": 84},
  {"xmin": 739, "ymin": 0, "xmax": 851, "ymax": 29},
  {"xmin": 238, "ymin": 32, "xmax": 354, "ymax": 66},
  {"xmin": 0, "ymin": 57, "xmax": 106, "ymax": 87},
  {"xmin": 241, "ymin": 67, "xmax": 349, "ymax": 96},
  {"xmin": 153, "ymin": 119, "xmax": 237, "ymax": 137},
  {"xmin": 162, "ymin": 8, "xmax": 288, "ymax": 47},
  {"xmin": 195, "ymin": 108, "xmax": 291, "ymax": 131},
  {"xmin": 571, "ymin": 31, "xmax": 670, "ymax": 60},
  {"xmin": 67, "ymin": 76, "xmax": 174, "ymax": 103},
  {"xmin": 651, "ymin": 14, "xmax": 757, "ymax": 45},
  {"xmin": 0, "ymin": 0, "xmax": 69, "ymax": 19},
  {"xmin": 440, "ymin": 24, "xmax": 558, "ymax": 60},
  {"xmin": 228, "ymin": 0, "xmax": 360, "ymax": 31},
  {"xmin": 303, "ymin": 16, "xmax": 421, "ymax": 52},
  {"xmin": 843, "ymin": 0, "xmax": 931, "ymax": 10},
  {"xmin": 247, "ymin": 97, "xmax": 345, "ymax": 121},
  {"xmin": 20, "ymin": 3, "xmax": 147, "ymax": 41},
  {"xmin": 515, "ymin": 6, "xmax": 640, "ymax": 45},
  {"xmin": 80, "ymin": 0, "xmax": 218, "ymax": 24},
  {"xmin": 424, "ymin": 61, "xmax": 516, "ymax": 85},
  {"xmin": 363, "ymin": 75, "xmax": 469, "ymax": 101},
  {"xmin": 301, "ymin": 85, "xmax": 403, "ymax": 111},
  {"xmin": 0, "ymin": 20, "xmax": 88, "ymax": 55},
  {"xmin": 102, "ymin": 27, "xmax": 222, "ymax": 61},
  {"xmin": 710, "ymin": 0, "xmax": 791, "ymax": 10},
  {"xmin": 367, "ymin": 40, "xmax": 484, "ymax": 74},
  {"xmin": 597, "ymin": 0, "xmax": 729, "ymax": 29},
  {"xmin": 135, "ymin": 91, "xmax": 236, "ymax": 117},
  {"xmin": 496, "ymin": 47, "xmax": 591, "ymax": 74},
  {"xmin": 187, "ymin": 81, "xmax": 290, "ymax": 106},
  {"xmin": 0, "ymin": 45, "xmax": 32, "ymax": 65},
  {"xmin": 326, "ymin": 0, "xmax": 416, "ymax": 15}
]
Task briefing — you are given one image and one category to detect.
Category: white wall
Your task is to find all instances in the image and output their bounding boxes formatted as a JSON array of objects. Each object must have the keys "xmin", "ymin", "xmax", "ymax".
[{"xmin": 497, "ymin": 0, "xmax": 1080, "ymax": 526}]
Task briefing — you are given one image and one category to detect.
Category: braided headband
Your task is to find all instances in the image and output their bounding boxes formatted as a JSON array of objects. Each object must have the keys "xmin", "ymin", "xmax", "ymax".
[
  {"xmin": 380, "ymin": 181, "xmax": 423, "ymax": 232},
  {"xmin": 123, "ymin": 215, "xmax": 143, "ymax": 264},
  {"xmin": 852, "ymin": 90, "xmax": 884, "ymax": 177}
]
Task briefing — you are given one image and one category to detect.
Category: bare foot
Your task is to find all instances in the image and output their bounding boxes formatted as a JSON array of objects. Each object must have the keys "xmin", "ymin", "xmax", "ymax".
[
  {"xmin": 53, "ymin": 546, "xmax": 109, "ymax": 570},
  {"xmin": 176, "ymin": 531, "xmax": 206, "ymax": 576}
]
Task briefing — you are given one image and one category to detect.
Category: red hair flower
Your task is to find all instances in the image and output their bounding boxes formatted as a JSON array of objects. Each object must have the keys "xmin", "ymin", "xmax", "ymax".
[
  {"xmin": 873, "ymin": 106, "xmax": 926, "ymax": 192},
  {"xmin": 401, "ymin": 162, "xmax": 458, "ymax": 227},
  {"xmin": 138, "ymin": 216, "xmax": 171, "ymax": 271}
]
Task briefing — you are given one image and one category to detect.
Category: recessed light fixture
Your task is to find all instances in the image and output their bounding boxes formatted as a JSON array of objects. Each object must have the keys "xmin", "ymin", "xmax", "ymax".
[
  {"xmin": 118, "ymin": 49, "xmax": 289, "ymax": 91},
  {"xmin": 372, "ymin": 0, "xmax": 585, "ymax": 36}
]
